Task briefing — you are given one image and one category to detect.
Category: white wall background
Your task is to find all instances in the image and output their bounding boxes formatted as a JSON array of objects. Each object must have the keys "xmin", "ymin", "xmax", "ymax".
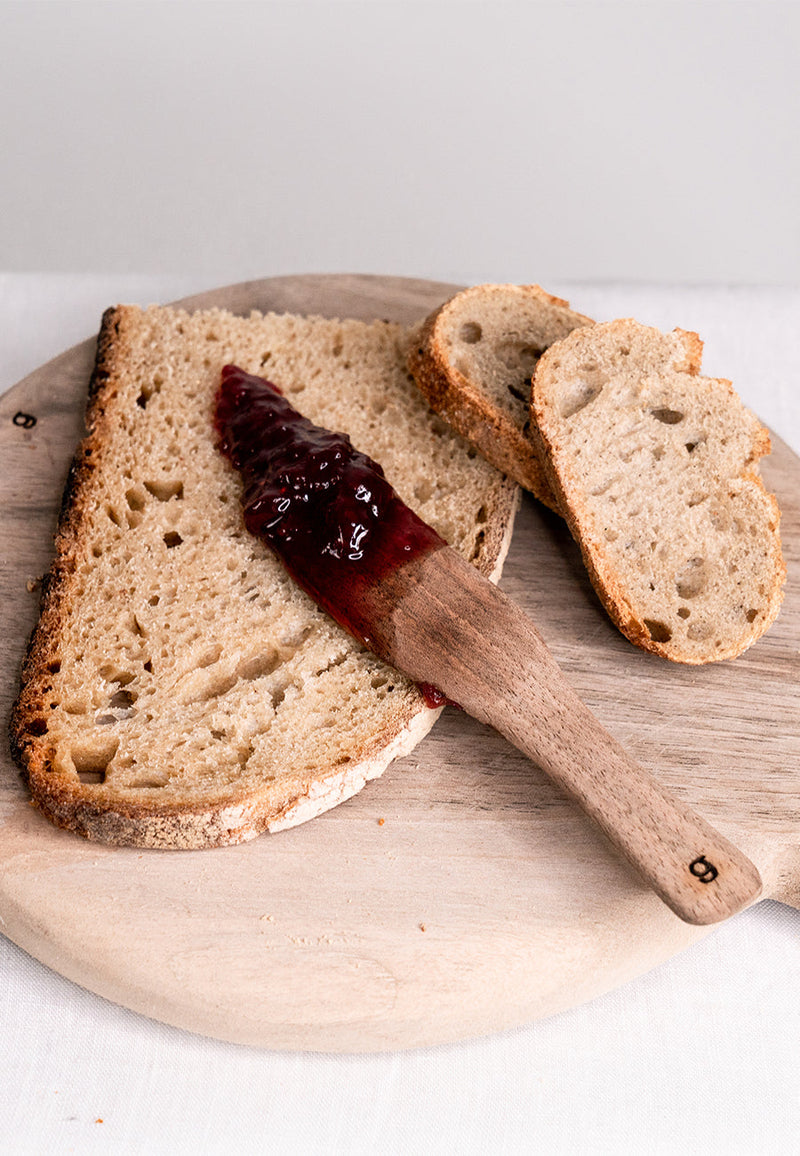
[{"xmin": 1, "ymin": 0, "xmax": 798, "ymax": 286}]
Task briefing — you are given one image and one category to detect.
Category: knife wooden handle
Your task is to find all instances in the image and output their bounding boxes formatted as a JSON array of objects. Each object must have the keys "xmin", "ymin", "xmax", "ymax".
[{"xmin": 364, "ymin": 546, "xmax": 762, "ymax": 925}]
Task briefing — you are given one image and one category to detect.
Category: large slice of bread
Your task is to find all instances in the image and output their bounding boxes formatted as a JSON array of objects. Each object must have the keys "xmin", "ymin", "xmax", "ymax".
[
  {"xmin": 10, "ymin": 305, "xmax": 518, "ymax": 848},
  {"xmin": 531, "ymin": 319, "xmax": 785, "ymax": 663},
  {"xmin": 407, "ymin": 284, "xmax": 594, "ymax": 508}
]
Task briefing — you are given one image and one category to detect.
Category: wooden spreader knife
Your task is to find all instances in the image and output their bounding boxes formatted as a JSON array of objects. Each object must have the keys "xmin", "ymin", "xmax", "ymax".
[{"xmin": 216, "ymin": 365, "xmax": 763, "ymax": 927}]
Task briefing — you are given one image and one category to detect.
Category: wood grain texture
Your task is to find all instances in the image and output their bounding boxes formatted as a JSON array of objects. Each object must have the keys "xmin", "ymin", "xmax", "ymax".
[
  {"xmin": 1, "ymin": 274, "xmax": 798, "ymax": 1052},
  {"xmin": 359, "ymin": 546, "xmax": 762, "ymax": 924}
]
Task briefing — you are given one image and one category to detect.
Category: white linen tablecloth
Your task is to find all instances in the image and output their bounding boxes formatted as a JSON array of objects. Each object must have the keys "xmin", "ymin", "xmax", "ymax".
[{"xmin": 1, "ymin": 274, "xmax": 799, "ymax": 1155}]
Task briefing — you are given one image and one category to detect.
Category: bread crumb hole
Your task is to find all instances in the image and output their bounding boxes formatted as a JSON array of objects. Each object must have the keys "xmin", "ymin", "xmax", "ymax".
[
  {"xmin": 678, "ymin": 607, "xmax": 691, "ymax": 619},
  {"xmin": 109, "ymin": 688, "xmax": 137, "ymax": 710},
  {"xmin": 498, "ymin": 340, "xmax": 544, "ymax": 377},
  {"xmin": 746, "ymin": 608, "xmax": 759, "ymax": 623},
  {"xmin": 145, "ymin": 479, "xmax": 184, "ymax": 502},
  {"xmin": 414, "ymin": 480, "xmax": 433, "ymax": 502},
  {"xmin": 77, "ymin": 769, "xmax": 105, "ymax": 784},
  {"xmin": 197, "ymin": 644, "xmax": 223, "ymax": 669},
  {"xmin": 271, "ymin": 682, "xmax": 290, "ymax": 710},
  {"xmin": 163, "ymin": 532, "xmax": 183, "ymax": 549},
  {"xmin": 469, "ymin": 529, "xmax": 486, "ymax": 561},
  {"xmin": 507, "ymin": 382, "xmax": 529, "ymax": 403},
  {"xmin": 72, "ymin": 738, "xmax": 118, "ymax": 781},
  {"xmin": 238, "ymin": 649, "xmax": 281, "ymax": 681},
  {"xmin": 591, "ymin": 477, "xmax": 616, "ymax": 497},
  {"xmin": 459, "ymin": 321, "xmax": 482, "ymax": 344},
  {"xmin": 125, "ymin": 488, "xmax": 146, "ymax": 512},
  {"xmin": 676, "ymin": 557, "xmax": 707, "ymax": 599},
  {"xmin": 651, "ymin": 408, "xmax": 684, "ymax": 425},
  {"xmin": 644, "ymin": 619, "xmax": 672, "ymax": 643},
  {"xmin": 561, "ymin": 381, "xmax": 600, "ymax": 419}
]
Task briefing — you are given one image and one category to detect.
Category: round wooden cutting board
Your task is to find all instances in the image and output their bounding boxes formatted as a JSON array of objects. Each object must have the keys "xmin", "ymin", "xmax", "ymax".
[{"xmin": 1, "ymin": 275, "xmax": 798, "ymax": 1053}]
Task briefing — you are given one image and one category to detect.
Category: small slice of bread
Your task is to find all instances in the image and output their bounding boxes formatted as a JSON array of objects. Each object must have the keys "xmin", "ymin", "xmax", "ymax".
[
  {"xmin": 10, "ymin": 305, "xmax": 519, "ymax": 848},
  {"xmin": 531, "ymin": 318, "xmax": 785, "ymax": 663},
  {"xmin": 408, "ymin": 284, "xmax": 594, "ymax": 508}
]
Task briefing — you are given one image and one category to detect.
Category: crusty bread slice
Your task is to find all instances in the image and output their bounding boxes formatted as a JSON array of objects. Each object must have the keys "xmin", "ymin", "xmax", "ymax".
[
  {"xmin": 407, "ymin": 284, "xmax": 594, "ymax": 508},
  {"xmin": 531, "ymin": 318, "xmax": 785, "ymax": 663},
  {"xmin": 10, "ymin": 305, "xmax": 518, "ymax": 848}
]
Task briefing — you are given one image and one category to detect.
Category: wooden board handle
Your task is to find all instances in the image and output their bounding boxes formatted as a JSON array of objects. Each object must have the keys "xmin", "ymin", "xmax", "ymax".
[{"xmin": 368, "ymin": 548, "xmax": 763, "ymax": 925}]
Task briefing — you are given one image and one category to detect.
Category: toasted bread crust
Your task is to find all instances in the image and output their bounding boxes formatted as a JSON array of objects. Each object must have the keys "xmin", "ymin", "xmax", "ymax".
[
  {"xmin": 408, "ymin": 284, "xmax": 594, "ymax": 510},
  {"xmin": 11, "ymin": 306, "xmax": 518, "ymax": 847},
  {"xmin": 10, "ymin": 308, "xmax": 125, "ymax": 782}
]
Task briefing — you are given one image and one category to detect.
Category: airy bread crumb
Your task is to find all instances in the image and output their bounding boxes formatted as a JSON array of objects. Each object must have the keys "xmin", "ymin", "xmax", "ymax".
[
  {"xmin": 408, "ymin": 283, "xmax": 593, "ymax": 508},
  {"xmin": 531, "ymin": 319, "xmax": 785, "ymax": 663},
  {"xmin": 10, "ymin": 304, "xmax": 518, "ymax": 847}
]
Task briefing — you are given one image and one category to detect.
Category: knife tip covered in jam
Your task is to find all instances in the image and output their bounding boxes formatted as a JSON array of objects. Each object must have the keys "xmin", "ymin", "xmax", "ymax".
[{"xmin": 214, "ymin": 365, "xmax": 447, "ymax": 658}]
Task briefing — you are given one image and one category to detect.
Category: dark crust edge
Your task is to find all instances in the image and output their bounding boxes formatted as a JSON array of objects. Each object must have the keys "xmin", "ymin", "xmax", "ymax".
[
  {"xmin": 8, "ymin": 305, "xmax": 519, "ymax": 847},
  {"xmin": 9, "ymin": 307, "xmax": 131, "ymax": 825},
  {"xmin": 530, "ymin": 321, "xmax": 787, "ymax": 664},
  {"xmin": 407, "ymin": 285, "xmax": 594, "ymax": 513}
]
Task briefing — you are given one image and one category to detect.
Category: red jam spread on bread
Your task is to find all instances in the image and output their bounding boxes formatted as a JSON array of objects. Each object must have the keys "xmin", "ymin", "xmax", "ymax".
[
  {"xmin": 418, "ymin": 682, "xmax": 449, "ymax": 708},
  {"xmin": 214, "ymin": 365, "xmax": 447, "ymax": 651}
]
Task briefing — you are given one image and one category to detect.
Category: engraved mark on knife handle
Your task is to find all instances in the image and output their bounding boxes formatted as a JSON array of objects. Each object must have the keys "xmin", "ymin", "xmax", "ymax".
[{"xmin": 689, "ymin": 856, "xmax": 719, "ymax": 883}]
